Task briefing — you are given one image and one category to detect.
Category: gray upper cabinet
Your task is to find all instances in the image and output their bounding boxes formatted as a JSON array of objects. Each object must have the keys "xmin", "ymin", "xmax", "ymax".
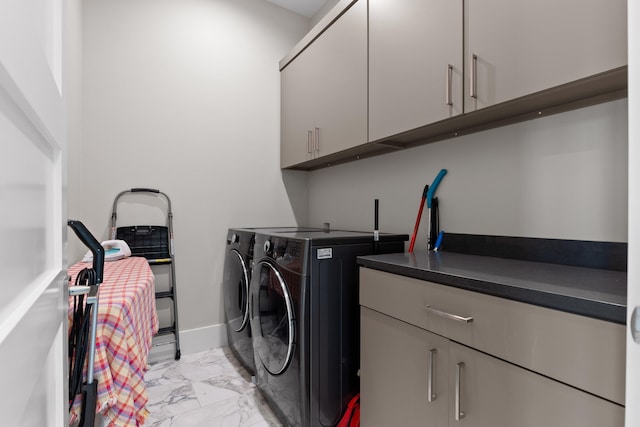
[
  {"xmin": 281, "ymin": 44, "xmax": 315, "ymax": 168},
  {"xmin": 464, "ymin": 0, "xmax": 627, "ymax": 112},
  {"xmin": 369, "ymin": 0, "xmax": 463, "ymax": 142},
  {"xmin": 280, "ymin": 0, "xmax": 626, "ymax": 170},
  {"xmin": 280, "ymin": 0, "xmax": 367, "ymax": 169}
]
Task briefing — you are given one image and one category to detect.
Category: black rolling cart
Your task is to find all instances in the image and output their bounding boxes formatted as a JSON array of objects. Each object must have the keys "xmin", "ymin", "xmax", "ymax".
[
  {"xmin": 111, "ymin": 188, "xmax": 181, "ymax": 360},
  {"xmin": 67, "ymin": 220, "xmax": 105, "ymax": 427}
]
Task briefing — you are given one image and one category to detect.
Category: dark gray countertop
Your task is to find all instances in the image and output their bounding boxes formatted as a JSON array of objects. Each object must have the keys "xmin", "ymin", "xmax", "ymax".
[{"xmin": 357, "ymin": 251, "xmax": 627, "ymax": 324}]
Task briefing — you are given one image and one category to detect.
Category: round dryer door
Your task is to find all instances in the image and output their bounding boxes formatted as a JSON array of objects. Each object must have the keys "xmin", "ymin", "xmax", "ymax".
[
  {"xmin": 254, "ymin": 259, "xmax": 295, "ymax": 375},
  {"xmin": 223, "ymin": 249, "xmax": 250, "ymax": 332}
]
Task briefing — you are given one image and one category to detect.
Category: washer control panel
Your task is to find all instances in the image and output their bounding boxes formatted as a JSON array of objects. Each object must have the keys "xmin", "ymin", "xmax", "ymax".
[{"xmin": 257, "ymin": 235, "xmax": 305, "ymax": 274}]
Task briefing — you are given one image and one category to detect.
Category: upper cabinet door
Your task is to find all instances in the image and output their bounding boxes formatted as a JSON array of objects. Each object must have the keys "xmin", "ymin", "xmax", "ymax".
[
  {"xmin": 281, "ymin": 47, "xmax": 316, "ymax": 168},
  {"xmin": 280, "ymin": 0, "xmax": 367, "ymax": 168},
  {"xmin": 369, "ymin": 0, "xmax": 463, "ymax": 142},
  {"xmin": 464, "ymin": 0, "xmax": 627, "ymax": 112},
  {"xmin": 310, "ymin": 0, "xmax": 367, "ymax": 158}
]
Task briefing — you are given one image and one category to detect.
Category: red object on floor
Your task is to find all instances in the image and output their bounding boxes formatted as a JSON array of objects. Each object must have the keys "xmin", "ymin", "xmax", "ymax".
[{"xmin": 338, "ymin": 393, "xmax": 360, "ymax": 427}]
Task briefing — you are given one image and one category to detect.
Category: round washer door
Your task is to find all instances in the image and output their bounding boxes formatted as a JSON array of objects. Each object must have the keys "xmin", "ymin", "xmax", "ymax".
[
  {"xmin": 223, "ymin": 249, "xmax": 250, "ymax": 332},
  {"xmin": 254, "ymin": 259, "xmax": 295, "ymax": 375}
]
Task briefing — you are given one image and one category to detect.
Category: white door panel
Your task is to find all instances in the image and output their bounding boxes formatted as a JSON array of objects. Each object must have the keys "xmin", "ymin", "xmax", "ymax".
[
  {"xmin": 0, "ymin": 0, "xmax": 64, "ymax": 122},
  {"xmin": 0, "ymin": 99, "xmax": 56, "ymax": 318},
  {"xmin": 1, "ymin": 274, "xmax": 66, "ymax": 427},
  {"xmin": 0, "ymin": 0, "xmax": 67, "ymax": 425}
]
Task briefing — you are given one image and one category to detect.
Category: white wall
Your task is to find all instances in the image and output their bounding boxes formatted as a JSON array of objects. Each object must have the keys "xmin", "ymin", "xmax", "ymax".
[
  {"xmin": 308, "ymin": 99, "xmax": 628, "ymax": 250},
  {"xmin": 73, "ymin": 0, "xmax": 310, "ymax": 340}
]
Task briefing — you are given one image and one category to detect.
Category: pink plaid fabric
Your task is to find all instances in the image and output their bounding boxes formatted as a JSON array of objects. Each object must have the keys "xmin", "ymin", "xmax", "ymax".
[{"xmin": 68, "ymin": 257, "xmax": 159, "ymax": 426}]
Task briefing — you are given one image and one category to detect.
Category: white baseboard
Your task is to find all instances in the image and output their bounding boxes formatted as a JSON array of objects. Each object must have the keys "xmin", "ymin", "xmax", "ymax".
[
  {"xmin": 148, "ymin": 323, "xmax": 227, "ymax": 363},
  {"xmin": 180, "ymin": 323, "xmax": 227, "ymax": 355}
]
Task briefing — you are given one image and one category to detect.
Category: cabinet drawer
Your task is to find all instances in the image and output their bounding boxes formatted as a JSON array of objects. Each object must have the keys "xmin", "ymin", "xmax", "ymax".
[{"xmin": 359, "ymin": 267, "xmax": 625, "ymax": 404}]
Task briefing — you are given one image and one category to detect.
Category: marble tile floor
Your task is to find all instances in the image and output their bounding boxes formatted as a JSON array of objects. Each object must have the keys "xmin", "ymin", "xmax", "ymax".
[{"xmin": 144, "ymin": 347, "xmax": 283, "ymax": 427}]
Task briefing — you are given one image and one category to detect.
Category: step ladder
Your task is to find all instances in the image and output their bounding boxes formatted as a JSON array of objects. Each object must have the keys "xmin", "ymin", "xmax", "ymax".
[{"xmin": 111, "ymin": 188, "xmax": 181, "ymax": 360}]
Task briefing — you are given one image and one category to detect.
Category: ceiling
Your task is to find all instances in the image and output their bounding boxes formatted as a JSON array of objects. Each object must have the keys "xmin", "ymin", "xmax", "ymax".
[{"xmin": 264, "ymin": 0, "xmax": 329, "ymax": 18}]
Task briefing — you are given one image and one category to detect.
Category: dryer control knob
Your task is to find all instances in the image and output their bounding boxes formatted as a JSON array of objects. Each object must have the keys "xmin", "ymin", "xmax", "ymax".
[
  {"xmin": 264, "ymin": 240, "xmax": 271, "ymax": 253},
  {"xmin": 230, "ymin": 233, "xmax": 239, "ymax": 244}
]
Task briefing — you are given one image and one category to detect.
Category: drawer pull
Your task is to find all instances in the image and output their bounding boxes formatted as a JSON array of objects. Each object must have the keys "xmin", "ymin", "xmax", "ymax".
[
  {"xmin": 455, "ymin": 362, "xmax": 465, "ymax": 420},
  {"xmin": 470, "ymin": 54, "xmax": 478, "ymax": 98},
  {"xmin": 425, "ymin": 305, "xmax": 473, "ymax": 323},
  {"xmin": 445, "ymin": 64, "xmax": 453, "ymax": 106},
  {"xmin": 428, "ymin": 348, "xmax": 437, "ymax": 402}
]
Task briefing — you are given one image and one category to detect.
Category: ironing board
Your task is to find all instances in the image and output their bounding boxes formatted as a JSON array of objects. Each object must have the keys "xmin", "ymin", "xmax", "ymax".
[{"xmin": 68, "ymin": 256, "xmax": 159, "ymax": 427}]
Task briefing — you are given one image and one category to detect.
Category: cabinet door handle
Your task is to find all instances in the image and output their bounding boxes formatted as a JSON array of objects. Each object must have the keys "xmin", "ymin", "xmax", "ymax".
[
  {"xmin": 314, "ymin": 127, "xmax": 320, "ymax": 155},
  {"xmin": 445, "ymin": 65, "xmax": 453, "ymax": 106},
  {"xmin": 632, "ymin": 306, "xmax": 640, "ymax": 343},
  {"xmin": 307, "ymin": 130, "xmax": 312, "ymax": 155},
  {"xmin": 425, "ymin": 305, "xmax": 473, "ymax": 323},
  {"xmin": 470, "ymin": 54, "xmax": 478, "ymax": 98},
  {"xmin": 428, "ymin": 348, "xmax": 437, "ymax": 402},
  {"xmin": 455, "ymin": 362, "xmax": 465, "ymax": 420}
]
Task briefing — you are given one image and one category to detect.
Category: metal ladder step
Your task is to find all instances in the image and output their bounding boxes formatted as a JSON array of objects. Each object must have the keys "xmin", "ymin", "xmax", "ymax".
[
  {"xmin": 112, "ymin": 188, "xmax": 181, "ymax": 361},
  {"xmin": 157, "ymin": 325, "xmax": 176, "ymax": 336},
  {"xmin": 155, "ymin": 290, "xmax": 174, "ymax": 299},
  {"xmin": 148, "ymin": 258, "xmax": 173, "ymax": 265}
]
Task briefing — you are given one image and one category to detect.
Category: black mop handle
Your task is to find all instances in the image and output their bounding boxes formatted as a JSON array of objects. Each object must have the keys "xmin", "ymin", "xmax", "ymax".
[
  {"xmin": 374, "ymin": 199, "xmax": 379, "ymax": 254},
  {"xmin": 67, "ymin": 220, "xmax": 104, "ymax": 284}
]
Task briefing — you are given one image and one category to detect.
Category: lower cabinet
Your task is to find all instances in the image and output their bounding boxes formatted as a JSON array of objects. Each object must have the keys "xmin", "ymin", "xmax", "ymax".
[
  {"xmin": 360, "ymin": 307, "xmax": 449, "ymax": 427},
  {"xmin": 448, "ymin": 340, "xmax": 624, "ymax": 426},
  {"xmin": 361, "ymin": 307, "xmax": 624, "ymax": 426},
  {"xmin": 361, "ymin": 307, "xmax": 449, "ymax": 426}
]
